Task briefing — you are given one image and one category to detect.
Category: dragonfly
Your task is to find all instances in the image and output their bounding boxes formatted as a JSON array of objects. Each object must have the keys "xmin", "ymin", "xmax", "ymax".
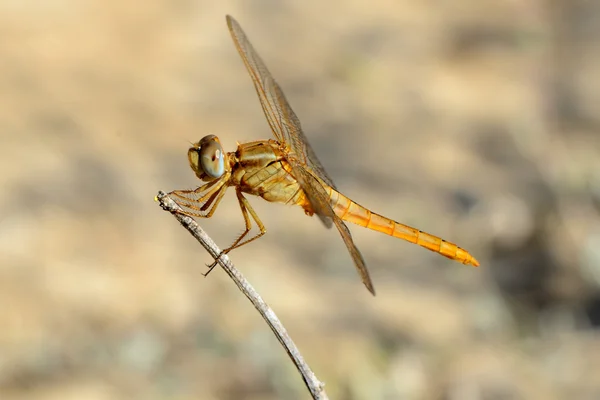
[{"xmin": 169, "ymin": 15, "xmax": 479, "ymax": 295}]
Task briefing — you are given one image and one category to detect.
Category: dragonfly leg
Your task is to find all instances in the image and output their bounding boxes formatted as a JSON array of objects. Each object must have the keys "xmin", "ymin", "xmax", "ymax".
[
  {"xmin": 204, "ymin": 189, "xmax": 266, "ymax": 276},
  {"xmin": 169, "ymin": 175, "xmax": 229, "ymax": 217},
  {"xmin": 201, "ymin": 184, "xmax": 228, "ymax": 218}
]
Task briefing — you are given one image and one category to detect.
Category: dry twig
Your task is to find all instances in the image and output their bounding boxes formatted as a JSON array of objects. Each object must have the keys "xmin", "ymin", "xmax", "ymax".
[{"xmin": 156, "ymin": 190, "xmax": 329, "ymax": 400}]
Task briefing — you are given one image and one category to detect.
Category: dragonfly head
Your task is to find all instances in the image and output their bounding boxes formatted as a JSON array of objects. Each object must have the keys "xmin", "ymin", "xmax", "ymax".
[{"xmin": 188, "ymin": 135, "xmax": 226, "ymax": 181}]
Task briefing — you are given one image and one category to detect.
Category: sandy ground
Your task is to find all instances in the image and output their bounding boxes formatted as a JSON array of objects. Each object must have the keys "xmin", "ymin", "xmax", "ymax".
[{"xmin": 1, "ymin": 1, "xmax": 599, "ymax": 399}]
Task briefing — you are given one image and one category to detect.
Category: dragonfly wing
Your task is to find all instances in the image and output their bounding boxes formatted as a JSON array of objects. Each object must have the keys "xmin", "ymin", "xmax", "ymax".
[
  {"xmin": 226, "ymin": 15, "xmax": 286, "ymax": 144},
  {"xmin": 227, "ymin": 15, "xmax": 375, "ymax": 294},
  {"xmin": 294, "ymin": 164, "xmax": 375, "ymax": 295},
  {"xmin": 226, "ymin": 15, "xmax": 335, "ymax": 227},
  {"xmin": 271, "ymin": 83, "xmax": 338, "ymax": 190},
  {"xmin": 332, "ymin": 211, "xmax": 375, "ymax": 295},
  {"xmin": 227, "ymin": 15, "xmax": 338, "ymax": 190}
]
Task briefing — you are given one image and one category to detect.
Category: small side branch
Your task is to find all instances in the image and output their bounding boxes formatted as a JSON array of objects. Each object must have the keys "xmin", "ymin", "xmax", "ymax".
[{"xmin": 156, "ymin": 191, "xmax": 329, "ymax": 400}]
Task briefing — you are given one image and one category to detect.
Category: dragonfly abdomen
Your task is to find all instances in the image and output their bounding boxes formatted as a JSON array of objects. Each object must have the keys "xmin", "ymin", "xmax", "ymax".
[{"xmin": 328, "ymin": 188, "xmax": 479, "ymax": 267}]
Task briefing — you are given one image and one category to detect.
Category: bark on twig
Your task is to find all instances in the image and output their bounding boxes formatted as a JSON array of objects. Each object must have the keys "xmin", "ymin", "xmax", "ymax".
[{"xmin": 156, "ymin": 190, "xmax": 329, "ymax": 400}]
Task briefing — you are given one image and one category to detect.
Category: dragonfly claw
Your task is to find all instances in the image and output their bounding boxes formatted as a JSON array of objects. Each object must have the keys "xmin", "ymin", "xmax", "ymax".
[
  {"xmin": 202, "ymin": 262, "xmax": 217, "ymax": 277},
  {"xmin": 203, "ymin": 251, "xmax": 226, "ymax": 277}
]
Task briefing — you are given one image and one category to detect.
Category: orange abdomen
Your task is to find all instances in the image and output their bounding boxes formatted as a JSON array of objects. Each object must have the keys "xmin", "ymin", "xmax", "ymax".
[{"xmin": 327, "ymin": 188, "xmax": 479, "ymax": 266}]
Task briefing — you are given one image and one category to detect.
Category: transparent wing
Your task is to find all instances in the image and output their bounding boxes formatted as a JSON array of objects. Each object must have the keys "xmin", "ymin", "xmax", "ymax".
[
  {"xmin": 295, "ymin": 163, "xmax": 376, "ymax": 295},
  {"xmin": 226, "ymin": 15, "xmax": 375, "ymax": 294},
  {"xmin": 226, "ymin": 15, "xmax": 338, "ymax": 191}
]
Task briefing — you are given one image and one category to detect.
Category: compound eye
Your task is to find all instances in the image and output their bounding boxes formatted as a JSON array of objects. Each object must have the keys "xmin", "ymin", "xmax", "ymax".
[{"xmin": 199, "ymin": 136, "xmax": 225, "ymax": 178}]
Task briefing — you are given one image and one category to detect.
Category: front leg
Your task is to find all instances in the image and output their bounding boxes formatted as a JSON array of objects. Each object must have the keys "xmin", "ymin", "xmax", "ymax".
[
  {"xmin": 204, "ymin": 188, "xmax": 267, "ymax": 276},
  {"xmin": 169, "ymin": 173, "xmax": 229, "ymax": 218}
]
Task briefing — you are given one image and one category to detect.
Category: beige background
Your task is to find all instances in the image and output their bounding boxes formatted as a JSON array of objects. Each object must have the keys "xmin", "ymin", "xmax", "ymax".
[{"xmin": 1, "ymin": 1, "xmax": 599, "ymax": 399}]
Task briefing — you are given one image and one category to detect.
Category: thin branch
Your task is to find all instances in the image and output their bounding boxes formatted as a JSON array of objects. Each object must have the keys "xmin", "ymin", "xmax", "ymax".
[{"xmin": 156, "ymin": 190, "xmax": 329, "ymax": 400}]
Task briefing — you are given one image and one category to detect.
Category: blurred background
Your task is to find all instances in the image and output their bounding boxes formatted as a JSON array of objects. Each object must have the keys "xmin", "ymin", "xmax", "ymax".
[{"xmin": 1, "ymin": 0, "xmax": 599, "ymax": 399}]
